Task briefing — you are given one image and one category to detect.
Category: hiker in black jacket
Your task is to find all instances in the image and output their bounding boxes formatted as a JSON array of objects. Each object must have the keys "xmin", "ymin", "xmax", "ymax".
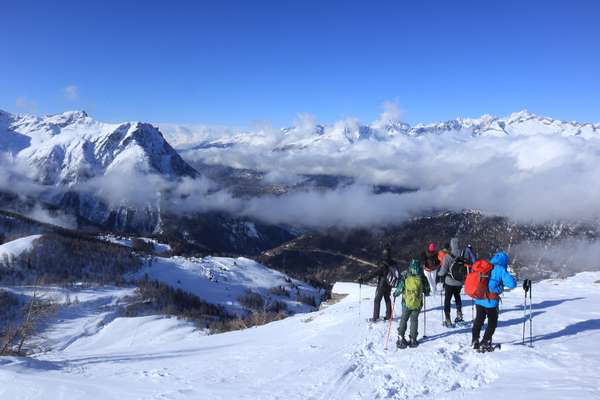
[{"xmin": 359, "ymin": 246, "xmax": 395, "ymax": 322}]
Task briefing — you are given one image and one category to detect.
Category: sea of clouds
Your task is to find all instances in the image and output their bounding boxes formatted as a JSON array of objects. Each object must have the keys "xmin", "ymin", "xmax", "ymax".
[{"xmin": 2, "ymin": 104, "xmax": 600, "ymax": 229}]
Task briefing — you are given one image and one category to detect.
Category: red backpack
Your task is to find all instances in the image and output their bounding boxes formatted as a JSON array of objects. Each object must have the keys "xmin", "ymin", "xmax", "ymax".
[{"xmin": 464, "ymin": 259, "xmax": 499, "ymax": 300}]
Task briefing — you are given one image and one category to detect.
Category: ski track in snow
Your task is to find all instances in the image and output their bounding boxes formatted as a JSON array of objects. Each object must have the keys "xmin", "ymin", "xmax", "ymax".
[{"xmin": 1, "ymin": 273, "xmax": 600, "ymax": 399}]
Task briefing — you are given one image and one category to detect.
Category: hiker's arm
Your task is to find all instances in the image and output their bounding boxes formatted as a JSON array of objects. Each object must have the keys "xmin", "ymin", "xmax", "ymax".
[
  {"xmin": 393, "ymin": 274, "xmax": 406, "ymax": 297},
  {"xmin": 466, "ymin": 247, "xmax": 477, "ymax": 263},
  {"xmin": 502, "ymin": 268, "xmax": 517, "ymax": 290},
  {"xmin": 438, "ymin": 255, "xmax": 450, "ymax": 276},
  {"xmin": 361, "ymin": 265, "xmax": 383, "ymax": 283}
]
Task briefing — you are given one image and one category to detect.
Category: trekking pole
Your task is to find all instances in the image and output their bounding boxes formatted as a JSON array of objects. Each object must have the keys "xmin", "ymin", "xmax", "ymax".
[
  {"xmin": 384, "ymin": 298, "xmax": 396, "ymax": 350},
  {"xmin": 358, "ymin": 283, "xmax": 362, "ymax": 322},
  {"xmin": 440, "ymin": 286, "xmax": 444, "ymax": 326},
  {"xmin": 529, "ymin": 281, "xmax": 533, "ymax": 347},
  {"xmin": 522, "ymin": 279, "xmax": 530, "ymax": 345},
  {"xmin": 423, "ymin": 293, "xmax": 427, "ymax": 339}
]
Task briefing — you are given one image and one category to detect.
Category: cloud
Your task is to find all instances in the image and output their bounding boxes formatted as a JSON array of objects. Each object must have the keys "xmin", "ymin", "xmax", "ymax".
[
  {"xmin": 15, "ymin": 96, "xmax": 37, "ymax": 113},
  {"xmin": 512, "ymin": 239, "xmax": 600, "ymax": 279},
  {"xmin": 27, "ymin": 205, "xmax": 77, "ymax": 229},
  {"xmin": 63, "ymin": 85, "xmax": 80, "ymax": 101},
  {"xmin": 371, "ymin": 100, "xmax": 403, "ymax": 130},
  {"xmin": 160, "ymin": 109, "xmax": 600, "ymax": 228},
  {"xmin": 3, "ymin": 104, "xmax": 600, "ymax": 231}
]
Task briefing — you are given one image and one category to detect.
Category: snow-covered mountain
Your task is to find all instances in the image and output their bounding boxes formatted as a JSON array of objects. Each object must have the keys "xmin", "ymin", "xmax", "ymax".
[
  {"xmin": 166, "ymin": 110, "xmax": 600, "ymax": 152},
  {"xmin": 0, "ymin": 109, "xmax": 197, "ymax": 185}
]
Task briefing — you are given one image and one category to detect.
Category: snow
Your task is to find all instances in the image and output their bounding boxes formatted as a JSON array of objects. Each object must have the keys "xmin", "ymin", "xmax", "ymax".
[
  {"xmin": 163, "ymin": 109, "xmax": 600, "ymax": 154},
  {"xmin": 0, "ymin": 111, "xmax": 194, "ymax": 186},
  {"xmin": 0, "ymin": 235, "xmax": 42, "ymax": 259},
  {"xmin": 97, "ymin": 235, "xmax": 172, "ymax": 254},
  {"xmin": 1, "ymin": 272, "xmax": 600, "ymax": 399},
  {"xmin": 135, "ymin": 256, "xmax": 321, "ymax": 314}
]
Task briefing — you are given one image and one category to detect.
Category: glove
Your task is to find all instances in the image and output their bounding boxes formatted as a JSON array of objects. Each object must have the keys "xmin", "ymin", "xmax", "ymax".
[{"xmin": 358, "ymin": 277, "xmax": 364, "ymax": 285}]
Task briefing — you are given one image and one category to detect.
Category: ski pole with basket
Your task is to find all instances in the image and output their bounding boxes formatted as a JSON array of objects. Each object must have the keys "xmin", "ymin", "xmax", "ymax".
[{"xmin": 522, "ymin": 279, "xmax": 533, "ymax": 347}]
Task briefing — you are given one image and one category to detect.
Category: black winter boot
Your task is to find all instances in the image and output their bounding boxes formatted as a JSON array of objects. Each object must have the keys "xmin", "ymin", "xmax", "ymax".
[
  {"xmin": 455, "ymin": 311, "xmax": 464, "ymax": 323},
  {"xmin": 409, "ymin": 337, "xmax": 419, "ymax": 348},
  {"xmin": 396, "ymin": 337, "xmax": 408, "ymax": 349},
  {"xmin": 478, "ymin": 340, "xmax": 493, "ymax": 353},
  {"xmin": 472, "ymin": 339, "xmax": 480, "ymax": 351}
]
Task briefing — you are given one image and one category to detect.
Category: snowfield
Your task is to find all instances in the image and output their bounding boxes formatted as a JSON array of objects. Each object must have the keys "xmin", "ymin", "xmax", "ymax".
[
  {"xmin": 0, "ymin": 235, "xmax": 42, "ymax": 259},
  {"xmin": 1, "ymin": 272, "xmax": 600, "ymax": 399},
  {"xmin": 135, "ymin": 255, "xmax": 322, "ymax": 315}
]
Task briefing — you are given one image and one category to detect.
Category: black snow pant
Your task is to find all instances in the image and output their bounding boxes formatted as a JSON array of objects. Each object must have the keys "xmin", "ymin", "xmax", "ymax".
[
  {"xmin": 373, "ymin": 282, "xmax": 392, "ymax": 320},
  {"xmin": 397, "ymin": 306, "xmax": 419, "ymax": 340},
  {"xmin": 472, "ymin": 305, "xmax": 499, "ymax": 343},
  {"xmin": 444, "ymin": 285, "xmax": 462, "ymax": 320}
]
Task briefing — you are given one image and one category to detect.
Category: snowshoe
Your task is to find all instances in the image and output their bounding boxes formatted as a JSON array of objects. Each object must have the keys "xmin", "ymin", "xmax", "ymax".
[
  {"xmin": 409, "ymin": 338, "xmax": 419, "ymax": 348},
  {"xmin": 397, "ymin": 337, "xmax": 408, "ymax": 349},
  {"xmin": 454, "ymin": 312, "xmax": 464, "ymax": 324},
  {"xmin": 477, "ymin": 341, "xmax": 501, "ymax": 353},
  {"xmin": 443, "ymin": 319, "xmax": 456, "ymax": 328}
]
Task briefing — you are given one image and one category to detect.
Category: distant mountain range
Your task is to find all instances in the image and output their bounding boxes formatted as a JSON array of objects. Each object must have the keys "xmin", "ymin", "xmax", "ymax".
[
  {"xmin": 1, "ymin": 108, "xmax": 599, "ymax": 265},
  {"xmin": 167, "ymin": 110, "xmax": 600, "ymax": 152},
  {"xmin": 2, "ymin": 108, "xmax": 598, "ymax": 190}
]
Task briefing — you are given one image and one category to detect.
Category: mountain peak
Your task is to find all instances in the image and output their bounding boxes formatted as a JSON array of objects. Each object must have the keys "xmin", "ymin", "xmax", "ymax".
[{"xmin": 507, "ymin": 109, "xmax": 538, "ymax": 121}]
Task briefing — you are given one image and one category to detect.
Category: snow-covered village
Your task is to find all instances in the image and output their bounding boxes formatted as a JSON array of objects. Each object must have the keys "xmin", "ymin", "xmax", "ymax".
[{"xmin": 1, "ymin": 1, "xmax": 600, "ymax": 399}]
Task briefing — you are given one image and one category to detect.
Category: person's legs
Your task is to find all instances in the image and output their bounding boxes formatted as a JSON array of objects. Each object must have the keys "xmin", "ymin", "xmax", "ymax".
[
  {"xmin": 452, "ymin": 286, "xmax": 463, "ymax": 316},
  {"xmin": 425, "ymin": 270, "xmax": 437, "ymax": 295},
  {"xmin": 482, "ymin": 307, "xmax": 499, "ymax": 343},
  {"xmin": 409, "ymin": 309, "xmax": 420, "ymax": 341},
  {"xmin": 444, "ymin": 285, "xmax": 453, "ymax": 320},
  {"xmin": 373, "ymin": 286, "xmax": 383, "ymax": 320},
  {"xmin": 471, "ymin": 305, "xmax": 486, "ymax": 344},
  {"xmin": 397, "ymin": 306, "xmax": 411, "ymax": 339},
  {"xmin": 383, "ymin": 285, "xmax": 392, "ymax": 319}
]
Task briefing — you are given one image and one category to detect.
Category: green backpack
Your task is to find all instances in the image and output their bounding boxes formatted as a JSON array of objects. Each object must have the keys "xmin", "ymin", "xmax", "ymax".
[{"xmin": 404, "ymin": 274, "xmax": 423, "ymax": 310}]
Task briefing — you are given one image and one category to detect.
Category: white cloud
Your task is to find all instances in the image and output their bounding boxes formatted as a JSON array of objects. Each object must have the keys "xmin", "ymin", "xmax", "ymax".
[
  {"xmin": 63, "ymin": 85, "xmax": 80, "ymax": 101},
  {"xmin": 3, "ymin": 105, "xmax": 600, "ymax": 230},
  {"xmin": 371, "ymin": 100, "xmax": 403, "ymax": 129},
  {"xmin": 15, "ymin": 96, "xmax": 37, "ymax": 113}
]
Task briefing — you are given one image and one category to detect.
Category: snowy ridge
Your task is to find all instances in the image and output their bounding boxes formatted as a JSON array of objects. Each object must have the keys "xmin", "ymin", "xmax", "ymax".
[
  {"xmin": 0, "ymin": 110, "xmax": 196, "ymax": 185},
  {"xmin": 1, "ymin": 272, "xmax": 599, "ymax": 399},
  {"xmin": 167, "ymin": 110, "xmax": 600, "ymax": 152},
  {"xmin": 0, "ymin": 235, "xmax": 42, "ymax": 259},
  {"xmin": 97, "ymin": 234, "xmax": 172, "ymax": 254},
  {"xmin": 136, "ymin": 255, "xmax": 323, "ymax": 315}
]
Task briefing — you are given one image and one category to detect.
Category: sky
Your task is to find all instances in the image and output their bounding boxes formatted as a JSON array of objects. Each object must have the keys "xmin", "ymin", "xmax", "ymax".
[{"xmin": 1, "ymin": 0, "xmax": 599, "ymax": 126}]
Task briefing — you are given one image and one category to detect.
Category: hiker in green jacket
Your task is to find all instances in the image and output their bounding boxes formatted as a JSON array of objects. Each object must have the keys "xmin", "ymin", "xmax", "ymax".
[{"xmin": 394, "ymin": 258, "xmax": 431, "ymax": 349}]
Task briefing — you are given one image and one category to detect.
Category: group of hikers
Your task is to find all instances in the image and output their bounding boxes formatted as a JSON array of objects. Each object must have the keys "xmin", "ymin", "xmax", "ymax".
[{"xmin": 358, "ymin": 238, "xmax": 517, "ymax": 352}]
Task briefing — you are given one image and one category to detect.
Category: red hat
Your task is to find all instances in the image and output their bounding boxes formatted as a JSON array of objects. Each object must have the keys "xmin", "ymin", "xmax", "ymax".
[{"xmin": 427, "ymin": 243, "xmax": 437, "ymax": 252}]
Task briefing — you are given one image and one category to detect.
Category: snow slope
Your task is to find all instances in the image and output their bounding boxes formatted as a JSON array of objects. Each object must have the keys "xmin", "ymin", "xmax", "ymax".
[
  {"xmin": 1, "ymin": 272, "xmax": 599, "ymax": 399},
  {"xmin": 98, "ymin": 235, "xmax": 172, "ymax": 254},
  {"xmin": 135, "ymin": 255, "xmax": 322, "ymax": 314},
  {"xmin": 0, "ymin": 234, "xmax": 42, "ymax": 259},
  {"xmin": 0, "ymin": 110, "xmax": 196, "ymax": 185}
]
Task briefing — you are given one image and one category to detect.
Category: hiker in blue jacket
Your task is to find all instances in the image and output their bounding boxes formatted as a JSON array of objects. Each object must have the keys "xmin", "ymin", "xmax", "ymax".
[{"xmin": 471, "ymin": 251, "xmax": 517, "ymax": 352}]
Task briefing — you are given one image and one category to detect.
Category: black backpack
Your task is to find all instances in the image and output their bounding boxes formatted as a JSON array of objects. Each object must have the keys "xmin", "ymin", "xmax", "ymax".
[{"xmin": 449, "ymin": 254, "xmax": 468, "ymax": 283}]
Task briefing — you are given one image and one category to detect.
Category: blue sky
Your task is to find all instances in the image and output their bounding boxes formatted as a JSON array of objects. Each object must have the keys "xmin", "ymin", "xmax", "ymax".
[{"xmin": 2, "ymin": 0, "xmax": 599, "ymax": 126}]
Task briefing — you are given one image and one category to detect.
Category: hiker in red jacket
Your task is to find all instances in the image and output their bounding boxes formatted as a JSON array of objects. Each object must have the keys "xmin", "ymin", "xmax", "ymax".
[{"xmin": 422, "ymin": 243, "xmax": 440, "ymax": 295}]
